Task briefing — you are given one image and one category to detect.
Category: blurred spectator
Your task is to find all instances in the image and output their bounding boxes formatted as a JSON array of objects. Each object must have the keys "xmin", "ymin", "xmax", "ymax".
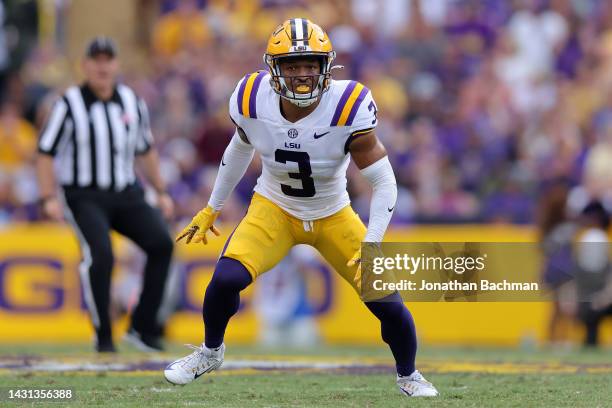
[
  {"xmin": 506, "ymin": 0, "xmax": 568, "ymax": 82},
  {"xmin": 574, "ymin": 201, "xmax": 612, "ymax": 347},
  {"xmin": 0, "ymin": 2, "xmax": 9, "ymax": 77},
  {"xmin": 0, "ymin": 99, "xmax": 37, "ymax": 223},
  {"xmin": 152, "ymin": 0, "xmax": 211, "ymax": 58},
  {"xmin": 0, "ymin": 171, "xmax": 15, "ymax": 225},
  {"xmin": 195, "ymin": 109, "xmax": 234, "ymax": 165},
  {"xmin": 583, "ymin": 122, "xmax": 612, "ymax": 206},
  {"xmin": 0, "ymin": 100, "xmax": 36, "ymax": 173},
  {"xmin": 0, "ymin": 97, "xmax": 38, "ymax": 224},
  {"xmin": 537, "ymin": 181, "xmax": 576, "ymax": 344},
  {"xmin": 254, "ymin": 246, "xmax": 321, "ymax": 347}
]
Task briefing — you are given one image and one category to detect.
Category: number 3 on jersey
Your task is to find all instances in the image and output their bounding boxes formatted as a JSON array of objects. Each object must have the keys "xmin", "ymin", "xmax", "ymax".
[{"xmin": 274, "ymin": 149, "xmax": 316, "ymax": 197}]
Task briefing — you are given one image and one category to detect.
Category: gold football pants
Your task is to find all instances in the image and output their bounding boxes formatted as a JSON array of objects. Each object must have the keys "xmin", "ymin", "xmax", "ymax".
[{"xmin": 222, "ymin": 192, "xmax": 365, "ymax": 292}]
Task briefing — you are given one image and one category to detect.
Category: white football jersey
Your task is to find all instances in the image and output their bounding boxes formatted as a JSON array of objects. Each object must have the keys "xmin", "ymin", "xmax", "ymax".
[{"xmin": 229, "ymin": 71, "xmax": 378, "ymax": 220}]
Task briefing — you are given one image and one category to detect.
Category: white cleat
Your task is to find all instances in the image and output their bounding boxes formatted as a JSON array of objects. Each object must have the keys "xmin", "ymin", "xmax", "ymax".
[
  {"xmin": 164, "ymin": 343, "xmax": 225, "ymax": 385},
  {"xmin": 396, "ymin": 370, "xmax": 439, "ymax": 397}
]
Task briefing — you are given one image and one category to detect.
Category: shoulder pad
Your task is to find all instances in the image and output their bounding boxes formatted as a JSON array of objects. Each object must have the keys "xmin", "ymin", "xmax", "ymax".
[
  {"xmin": 329, "ymin": 81, "xmax": 371, "ymax": 127},
  {"xmin": 234, "ymin": 71, "xmax": 268, "ymax": 119}
]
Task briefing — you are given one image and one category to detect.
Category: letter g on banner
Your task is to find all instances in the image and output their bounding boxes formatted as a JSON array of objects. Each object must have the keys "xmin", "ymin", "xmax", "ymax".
[{"xmin": 0, "ymin": 257, "xmax": 64, "ymax": 312}]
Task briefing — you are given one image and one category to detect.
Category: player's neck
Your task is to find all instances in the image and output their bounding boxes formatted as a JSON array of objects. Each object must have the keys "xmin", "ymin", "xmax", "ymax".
[{"xmin": 279, "ymin": 98, "xmax": 319, "ymax": 123}]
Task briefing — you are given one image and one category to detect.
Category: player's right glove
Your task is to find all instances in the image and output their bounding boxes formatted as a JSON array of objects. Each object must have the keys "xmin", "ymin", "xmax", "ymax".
[{"xmin": 176, "ymin": 205, "xmax": 221, "ymax": 245}]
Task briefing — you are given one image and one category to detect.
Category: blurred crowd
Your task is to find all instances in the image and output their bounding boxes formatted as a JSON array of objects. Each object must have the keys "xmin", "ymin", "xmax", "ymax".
[
  {"xmin": 2, "ymin": 0, "xmax": 612, "ymax": 226},
  {"xmin": 539, "ymin": 181, "xmax": 612, "ymax": 347}
]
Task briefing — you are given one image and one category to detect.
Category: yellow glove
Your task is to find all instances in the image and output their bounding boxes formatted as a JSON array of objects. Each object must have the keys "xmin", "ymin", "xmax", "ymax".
[
  {"xmin": 348, "ymin": 243, "xmax": 385, "ymax": 295},
  {"xmin": 347, "ymin": 248, "xmax": 362, "ymax": 291},
  {"xmin": 176, "ymin": 205, "xmax": 221, "ymax": 245}
]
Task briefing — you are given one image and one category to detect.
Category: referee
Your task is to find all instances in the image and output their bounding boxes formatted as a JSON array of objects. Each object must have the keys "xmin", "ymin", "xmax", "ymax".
[{"xmin": 35, "ymin": 37, "xmax": 174, "ymax": 353}]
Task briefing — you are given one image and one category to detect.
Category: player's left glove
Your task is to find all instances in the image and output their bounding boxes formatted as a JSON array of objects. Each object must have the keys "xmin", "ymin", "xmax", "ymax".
[
  {"xmin": 348, "ymin": 243, "xmax": 386, "ymax": 296},
  {"xmin": 347, "ymin": 248, "xmax": 362, "ymax": 290},
  {"xmin": 176, "ymin": 205, "xmax": 221, "ymax": 245}
]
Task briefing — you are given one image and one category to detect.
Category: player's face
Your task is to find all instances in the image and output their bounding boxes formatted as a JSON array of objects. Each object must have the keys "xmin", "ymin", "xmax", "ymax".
[
  {"xmin": 83, "ymin": 54, "xmax": 119, "ymax": 90},
  {"xmin": 278, "ymin": 57, "xmax": 321, "ymax": 95}
]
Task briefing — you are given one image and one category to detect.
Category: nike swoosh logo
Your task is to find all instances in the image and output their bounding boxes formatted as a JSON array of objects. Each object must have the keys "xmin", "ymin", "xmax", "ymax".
[
  {"xmin": 194, "ymin": 364, "xmax": 216, "ymax": 379},
  {"xmin": 314, "ymin": 131, "xmax": 330, "ymax": 139},
  {"xmin": 388, "ymin": 206, "xmax": 395, "ymax": 212},
  {"xmin": 221, "ymin": 156, "xmax": 226, "ymax": 166}
]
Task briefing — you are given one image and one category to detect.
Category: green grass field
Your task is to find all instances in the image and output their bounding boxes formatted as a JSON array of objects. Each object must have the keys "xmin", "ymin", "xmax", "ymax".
[{"xmin": 1, "ymin": 343, "xmax": 611, "ymax": 407}]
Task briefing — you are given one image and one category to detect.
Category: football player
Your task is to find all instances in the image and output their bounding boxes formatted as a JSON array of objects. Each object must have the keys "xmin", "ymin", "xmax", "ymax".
[{"xmin": 164, "ymin": 18, "xmax": 438, "ymax": 397}]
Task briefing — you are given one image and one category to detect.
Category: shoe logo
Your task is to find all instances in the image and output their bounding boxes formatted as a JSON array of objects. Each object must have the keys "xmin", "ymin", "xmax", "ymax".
[
  {"xmin": 288, "ymin": 128, "xmax": 299, "ymax": 139},
  {"xmin": 221, "ymin": 156, "xmax": 227, "ymax": 166},
  {"xmin": 387, "ymin": 205, "xmax": 395, "ymax": 212},
  {"xmin": 194, "ymin": 364, "xmax": 216, "ymax": 379},
  {"xmin": 314, "ymin": 131, "xmax": 330, "ymax": 139}
]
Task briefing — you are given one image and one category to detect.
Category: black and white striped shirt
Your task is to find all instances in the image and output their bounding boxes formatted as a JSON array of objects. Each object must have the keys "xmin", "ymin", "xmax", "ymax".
[{"xmin": 38, "ymin": 83, "xmax": 153, "ymax": 191}]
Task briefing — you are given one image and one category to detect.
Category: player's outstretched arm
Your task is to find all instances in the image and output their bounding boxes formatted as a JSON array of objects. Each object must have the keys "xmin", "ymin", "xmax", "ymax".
[
  {"xmin": 349, "ymin": 131, "xmax": 397, "ymax": 242},
  {"xmin": 176, "ymin": 128, "xmax": 255, "ymax": 245},
  {"xmin": 346, "ymin": 131, "xmax": 398, "ymax": 281}
]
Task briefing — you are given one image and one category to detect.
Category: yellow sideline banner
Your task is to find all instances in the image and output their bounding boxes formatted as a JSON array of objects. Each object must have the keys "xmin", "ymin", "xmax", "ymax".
[{"xmin": 0, "ymin": 223, "xmax": 607, "ymax": 345}]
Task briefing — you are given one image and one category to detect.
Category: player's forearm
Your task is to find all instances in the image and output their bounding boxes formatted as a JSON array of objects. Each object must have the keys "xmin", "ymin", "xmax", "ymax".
[
  {"xmin": 208, "ymin": 133, "xmax": 255, "ymax": 211},
  {"xmin": 136, "ymin": 149, "xmax": 166, "ymax": 193},
  {"xmin": 36, "ymin": 153, "xmax": 58, "ymax": 198},
  {"xmin": 361, "ymin": 156, "xmax": 397, "ymax": 242}
]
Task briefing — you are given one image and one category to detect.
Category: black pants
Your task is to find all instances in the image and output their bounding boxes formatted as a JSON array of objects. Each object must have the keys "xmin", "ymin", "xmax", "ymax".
[
  {"xmin": 578, "ymin": 302, "xmax": 612, "ymax": 347},
  {"xmin": 63, "ymin": 184, "xmax": 173, "ymax": 343}
]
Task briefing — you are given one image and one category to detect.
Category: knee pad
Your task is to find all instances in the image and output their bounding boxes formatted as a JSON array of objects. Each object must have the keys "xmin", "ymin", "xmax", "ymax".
[
  {"xmin": 365, "ymin": 292, "xmax": 408, "ymax": 322},
  {"xmin": 210, "ymin": 257, "xmax": 253, "ymax": 293}
]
